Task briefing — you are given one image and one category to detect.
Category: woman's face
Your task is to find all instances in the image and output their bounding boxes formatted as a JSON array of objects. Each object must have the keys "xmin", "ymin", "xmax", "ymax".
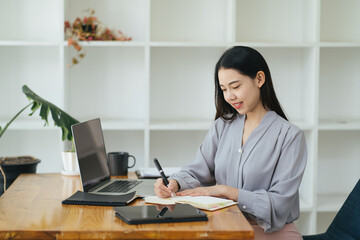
[{"xmin": 218, "ymin": 68, "xmax": 264, "ymax": 115}]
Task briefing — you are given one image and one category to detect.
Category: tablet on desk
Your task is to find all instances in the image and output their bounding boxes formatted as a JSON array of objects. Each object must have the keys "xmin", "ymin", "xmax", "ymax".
[{"xmin": 114, "ymin": 204, "xmax": 208, "ymax": 224}]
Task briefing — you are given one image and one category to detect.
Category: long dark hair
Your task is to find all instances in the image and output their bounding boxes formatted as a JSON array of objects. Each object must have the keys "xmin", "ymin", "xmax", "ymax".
[{"xmin": 214, "ymin": 46, "xmax": 288, "ymax": 121}]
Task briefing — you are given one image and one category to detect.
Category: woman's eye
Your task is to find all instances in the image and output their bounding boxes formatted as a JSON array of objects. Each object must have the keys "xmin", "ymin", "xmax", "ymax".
[
  {"xmin": 221, "ymin": 89, "xmax": 227, "ymax": 92},
  {"xmin": 233, "ymin": 85, "xmax": 240, "ymax": 89}
]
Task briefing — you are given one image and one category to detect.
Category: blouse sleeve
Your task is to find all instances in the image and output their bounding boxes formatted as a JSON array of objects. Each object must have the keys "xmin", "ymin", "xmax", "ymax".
[
  {"xmin": 237, "ymin": 127, "xmax": 307, "ymax": 233},
  {"xmin": 170, "ymin": 120, "xmax": 222, "ymax": 190}
]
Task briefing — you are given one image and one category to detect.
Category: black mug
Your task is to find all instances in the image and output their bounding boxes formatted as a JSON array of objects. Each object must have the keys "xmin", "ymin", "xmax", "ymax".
[{"xmin": 107, "ymin": 152, "xmax": 136, "ymax": 176}]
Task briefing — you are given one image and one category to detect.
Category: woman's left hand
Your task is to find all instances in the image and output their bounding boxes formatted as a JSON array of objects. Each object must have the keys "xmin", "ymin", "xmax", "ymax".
[{"xmin": 176, "ymin": 185, "xmax": 239, "ymax": 202}]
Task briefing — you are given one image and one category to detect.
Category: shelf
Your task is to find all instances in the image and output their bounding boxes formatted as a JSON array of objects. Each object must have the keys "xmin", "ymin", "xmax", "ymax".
[
  {"xmin": 320, "ymin": 0, "xmax": 360, "ymax": 42},
  {"xmin": 300, "ymin": 197, "xmax": 313, "ymax": 212},
  {"xmin": 0, "ymin": 119, "xmax": 58, "ymax": 131},
  {"xmin": 0, "ymin": 0, "xmax": 61, "ymax": 41},
  {"xmin": 150, "ymin": 0, "xmax": 228, "ymax": 42},
  {"xmin": 62, "ymin": 41, "xmax": 317, "ymax": 48},
  {"xmin": 295, "ymin": 212, "xmax": 314, "ymax": 236},
  {"xmin": 319, "ymin": 48, "xmax": 360, "ymax": 121},
  {"xmin": 233, "ymin": 42, "xmax": 315, "ymax": 48},
  {"xmin": 0, "ymin": 47, "xmax": 63, "ymax": 121},
  {"xmin": 103, "ymin": 130, "xmax": 145, "ymax": 170},
  {"xmin": 235, "ymin": 0, "xmax": 316, "ymax": 43},
  {"xmin": 319, "ymin": 120, "xmax": 360, "ymax": 130},
  {"xmin": 149, "ymin": 42, "xmax": 230, "ymax": 47},
  {"xmin": 291, "ymin": 121, "xmax": 314, "ymax": 131},
  {"xmin": 0, "ymin": 130, "xmax": 62, "ymax": 173},
  {"xmin": 64, "ymin": 0, "xmax": 148, "ymax": 42},
  {"xmin": 100, "ymin": 120, "xmax": 145, "ymax": 130},
  {"xmin": 317, "ymin": 194, "xmax": 347, "ymax": 212},
  {"xmin": 1, "ymin": 0, "xmax": 359, "ymax": 235},
  {"xmin": 0, "ymin": 41, "xmax": 60, "ymax": 46},
  {"xmin": 150, "ymin": 130, "xmax": 208, "ymax": 167},
  {"xmin": 150, "ymin": 120, "xmax": 212, "ymax": 130},
  {"xmin": 318, "ymin": 131, "xmax": 360, "ymax": 197},
  {"xmin": 256, "ymin": 47, "xmax": 316, "ymax": 124},
  {"xmin": 64, "ymin": 41, "xmax": 147, "ymax": 47},
  {"xmin": 66, "ymin": 47, "xmax": 145, "ymax": 121},
  {"xmin": 150, "ymin": 47, "xmax": 223, "ymax": 121},
  {"xmin": 320, "ymin": 42, "xmax": 360, "ymax": 47},
  {"xmin": 316, "ymin": 212, "xmax": 336, "ymax": 234}
]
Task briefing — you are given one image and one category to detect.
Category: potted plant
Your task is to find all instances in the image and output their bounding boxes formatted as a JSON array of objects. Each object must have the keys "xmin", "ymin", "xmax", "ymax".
[
  {"xmin": 0, "ymin": 85, "xmax": 79, "ymax": 195},
  {"xmin": 64, "ymin": 9, "xmax": 132, "ymax": 67}
]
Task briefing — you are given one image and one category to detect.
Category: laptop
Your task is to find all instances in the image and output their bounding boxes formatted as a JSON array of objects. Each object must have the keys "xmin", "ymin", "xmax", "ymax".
[{"xmin": 71, "ymin": 118, "xmax": 156, "ymax": 197}]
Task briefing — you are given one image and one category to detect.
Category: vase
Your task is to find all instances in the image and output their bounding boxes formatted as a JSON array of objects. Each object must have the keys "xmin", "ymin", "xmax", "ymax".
[{"xmin": 61, "ymin": 151, "xmax": 79, "ymax": 175}]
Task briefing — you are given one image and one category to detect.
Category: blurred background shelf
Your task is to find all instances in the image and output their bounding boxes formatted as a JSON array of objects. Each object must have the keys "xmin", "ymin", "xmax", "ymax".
[
  {"xmin": 0, "ymin": 119, "xmax": 59, "ymax": 130},
  {"xmin": 318, "ymin": 120, "xmax": 360, "ymax": 130},
  {"xmin": 317, "ymin": 194, "xmax": 348, "ymax": 212},
  {"xmin": 300, "ymin": 197, "xmax": 314, "ymax": 212},
  {"xmin": 149, "ymin": 120, "xmax": 212, "ymax": 130},
  {"xmin": 0, "ymin": 41, "xmax": 60, "ymax": 46}
]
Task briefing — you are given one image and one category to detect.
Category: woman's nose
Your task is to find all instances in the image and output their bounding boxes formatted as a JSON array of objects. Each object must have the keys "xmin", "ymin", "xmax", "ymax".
[
  {"xmin": 224, "ymin": 90, "xmax": 235, "ymax": 102},
  {"xmin": 228, "ymin": 90, "xmax": 236, "ymax": 100}
]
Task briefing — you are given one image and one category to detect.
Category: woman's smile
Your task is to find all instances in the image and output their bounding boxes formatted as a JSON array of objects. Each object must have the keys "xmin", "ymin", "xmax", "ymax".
[{"xmin": 232, "ymin": 102, "xmax": 243, "ymax": 109}]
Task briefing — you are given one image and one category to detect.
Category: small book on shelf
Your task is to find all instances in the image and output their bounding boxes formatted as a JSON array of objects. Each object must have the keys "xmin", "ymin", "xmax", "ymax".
[
  {"xmin": 144, "ymin": 195, "xmax": 237, "ymax": 211},
  {"xmin": 62, "ymin": 191, "xmax": 137, "ymax": 206}
]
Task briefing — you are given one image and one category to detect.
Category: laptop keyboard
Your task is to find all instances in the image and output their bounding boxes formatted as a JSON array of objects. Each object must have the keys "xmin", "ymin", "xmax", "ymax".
[{"xmin": 99, "ymin": 180, "xmax": 142, "ymax": 193}]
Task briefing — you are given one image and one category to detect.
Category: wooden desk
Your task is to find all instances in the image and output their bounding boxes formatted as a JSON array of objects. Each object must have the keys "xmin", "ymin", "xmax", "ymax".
[{"xmin": 0, "ymin": 173, "xmax": 254, "ymax": 239}]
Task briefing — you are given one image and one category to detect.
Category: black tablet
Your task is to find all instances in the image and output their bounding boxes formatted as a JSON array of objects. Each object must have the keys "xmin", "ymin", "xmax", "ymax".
[{"xmin": 114, "ymin": 204, "xmax": 208, "ymax": 224}]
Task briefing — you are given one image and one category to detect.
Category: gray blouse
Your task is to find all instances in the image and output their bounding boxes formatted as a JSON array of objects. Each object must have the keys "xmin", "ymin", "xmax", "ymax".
[{"xmin": 171, "ymin": 111, "xmax": 307, "ymax": 233}]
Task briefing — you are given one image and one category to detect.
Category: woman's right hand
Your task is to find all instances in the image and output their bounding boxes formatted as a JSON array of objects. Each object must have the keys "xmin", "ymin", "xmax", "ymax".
[{"xmin": 154, "ymin": 178, "xmax": 179, "ymax": 198}]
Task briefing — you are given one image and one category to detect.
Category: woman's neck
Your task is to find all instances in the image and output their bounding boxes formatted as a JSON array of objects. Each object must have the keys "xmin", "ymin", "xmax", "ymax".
[
  {"xmin": 242, "ymin": 104, "xmax": 268, "ymax": 146},
  {"xmin": 245, "ymin": 104, "xmax": 268, "ymax": 126}
]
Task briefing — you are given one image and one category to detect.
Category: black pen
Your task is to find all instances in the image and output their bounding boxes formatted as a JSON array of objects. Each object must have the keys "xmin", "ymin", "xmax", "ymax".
[
  {"xmin": 153, "ymin": 158, "xmax": 175, "ymax": 197},
  {"xmin": 156, "ymin": 207, "xmax": 168, "ymax": 218}
]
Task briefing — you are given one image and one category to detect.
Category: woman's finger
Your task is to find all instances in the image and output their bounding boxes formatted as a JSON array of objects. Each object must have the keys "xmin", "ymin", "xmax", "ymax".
[{"xmin": 154, "ymin": 178, "xmax": 173, "ymax": 198}]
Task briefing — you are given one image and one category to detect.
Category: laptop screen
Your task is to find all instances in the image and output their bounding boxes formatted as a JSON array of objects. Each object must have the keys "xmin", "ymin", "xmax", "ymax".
[{"xmin": 72, "ymin": 118, "xmax": 110, "ymax": 191}]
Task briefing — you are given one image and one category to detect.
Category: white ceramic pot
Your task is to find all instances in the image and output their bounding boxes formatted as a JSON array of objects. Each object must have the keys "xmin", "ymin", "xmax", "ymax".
[{"xmin": 61, "ymin": 151, "xmax": 79, "ymax": 175}]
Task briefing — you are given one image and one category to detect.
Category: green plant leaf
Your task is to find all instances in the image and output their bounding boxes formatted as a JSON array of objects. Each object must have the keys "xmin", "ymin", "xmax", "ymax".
[
  {"xmin": 72, "ymin": 57, "xmax": 78, "ymax": 65},
  {"xmin": 22, "ymin": 85, "xmax": 79, "ymax": 141}
]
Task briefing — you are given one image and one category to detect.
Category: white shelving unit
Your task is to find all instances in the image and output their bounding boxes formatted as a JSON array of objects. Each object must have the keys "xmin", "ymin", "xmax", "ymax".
[{"xmin": 0, "ymin": 0, "xmax": 359, "ymax": 235}]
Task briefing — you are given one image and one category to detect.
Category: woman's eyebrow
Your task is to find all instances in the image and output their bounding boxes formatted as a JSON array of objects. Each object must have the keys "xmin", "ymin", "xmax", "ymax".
[
  {"xmin": 220, "ymin": 80, "xmax": 240, "ymax": 87},
  {"xmin": 229, "ymin": 80, "xmax": 240, "ymax": 85}
]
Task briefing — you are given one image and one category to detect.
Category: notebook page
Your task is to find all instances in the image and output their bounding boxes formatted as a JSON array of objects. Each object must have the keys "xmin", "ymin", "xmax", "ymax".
[
  {"xmin": 144, "ymin": 196, "xmax": 176, "ymax": 205},
  {"xmin": 173, "ymin": 196, "xmax": 236, "ymax": 210},
  {"xmin": 144, "ymin": 195, "xmax": 237, "ymax": 211}
]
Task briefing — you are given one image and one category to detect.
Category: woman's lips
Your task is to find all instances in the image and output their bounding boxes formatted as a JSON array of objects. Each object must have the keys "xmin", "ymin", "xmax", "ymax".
[{"xmin": 232, "ymin": 102, "xmax": 243, "ymax": 109}]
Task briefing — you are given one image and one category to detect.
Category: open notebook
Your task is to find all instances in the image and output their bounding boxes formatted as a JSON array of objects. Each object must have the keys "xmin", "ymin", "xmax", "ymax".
[{"xmin": 144, "ymin": 195, "xmax": 237, "ymax": 211}]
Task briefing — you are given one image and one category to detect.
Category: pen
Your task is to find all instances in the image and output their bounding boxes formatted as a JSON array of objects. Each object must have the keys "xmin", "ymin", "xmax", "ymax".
[
  {"xmin": 153, "ymin": 158, "xmax": 175, "ymax": 197},
  {"xmin": 156, "ymin": 207, "xmax": 168, "ymax": 218}
]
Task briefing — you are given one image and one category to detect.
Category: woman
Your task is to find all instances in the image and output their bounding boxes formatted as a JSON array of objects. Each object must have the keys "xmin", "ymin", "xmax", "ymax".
[{"xmin": 154, "ymin": 46, "xmax": 307, "ymax": 238}]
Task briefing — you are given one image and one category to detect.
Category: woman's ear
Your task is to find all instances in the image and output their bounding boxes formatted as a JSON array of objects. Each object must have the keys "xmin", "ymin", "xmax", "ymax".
[{"xmin": 256, "ymin": 71, "xmax": 266, "ymax": 88}]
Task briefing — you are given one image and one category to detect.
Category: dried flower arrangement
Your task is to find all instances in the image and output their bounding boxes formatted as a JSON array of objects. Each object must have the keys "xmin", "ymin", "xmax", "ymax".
[{"xmin": 64, "ymin": 9, "xmax": 132, "ymax": 67}]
